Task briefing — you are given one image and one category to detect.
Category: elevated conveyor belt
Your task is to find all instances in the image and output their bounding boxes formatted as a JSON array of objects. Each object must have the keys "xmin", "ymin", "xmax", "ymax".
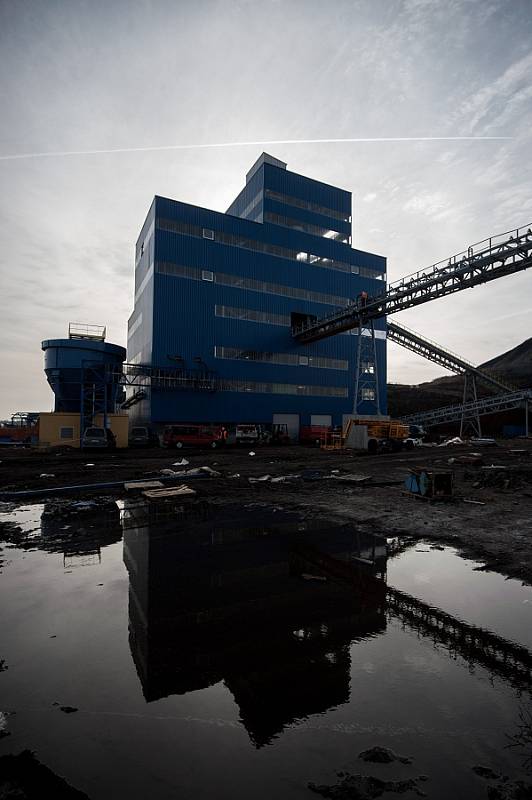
[
  {"xmin": 387, "ymin": 321, "xmax": 515, "ymax": 393},
  {"xmin": 401, "ymin": 388, "xmax": 532, "ymax": 427},
  {"xmin": 293, "ymin": 224, "xmax": 532, "ymax": 343}
]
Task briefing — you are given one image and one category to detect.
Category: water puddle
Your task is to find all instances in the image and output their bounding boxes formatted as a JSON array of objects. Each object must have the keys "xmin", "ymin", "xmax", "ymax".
[
  {"xmin": 388, "ymin": 542, "xmax": 532, "ymax": 649},
  {"xmin": 0, "ymin": 500, "xmax": 531, "ymax": 799}
]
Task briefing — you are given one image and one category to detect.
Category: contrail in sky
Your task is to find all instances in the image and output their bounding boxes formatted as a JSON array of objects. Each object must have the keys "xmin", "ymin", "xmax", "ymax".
[{"xmin": 0, "ymin": 136, "xmax": 511, "ymax": 161}]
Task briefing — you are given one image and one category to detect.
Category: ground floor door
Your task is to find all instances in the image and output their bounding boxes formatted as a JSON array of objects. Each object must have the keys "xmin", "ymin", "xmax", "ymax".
[{"xmin": 272, "ymin": 413, "xmax": 300, "ymax": 441}]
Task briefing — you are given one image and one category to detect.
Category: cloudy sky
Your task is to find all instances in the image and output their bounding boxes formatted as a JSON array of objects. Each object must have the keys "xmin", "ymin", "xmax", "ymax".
[{"xmin": 1, "ymin": 0, "xmax": 531, "ymax": 418}]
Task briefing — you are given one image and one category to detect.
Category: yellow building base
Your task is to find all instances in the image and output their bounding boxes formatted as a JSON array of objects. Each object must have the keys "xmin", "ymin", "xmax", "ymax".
[{"xmin": 38, "ymin": 412, "xmax": 129, "ymax": 449}]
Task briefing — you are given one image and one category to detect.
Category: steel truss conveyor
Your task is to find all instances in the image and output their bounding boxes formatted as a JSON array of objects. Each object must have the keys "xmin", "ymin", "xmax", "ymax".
[
  {"xmin": 292, "ymin": 224, "xmax": 532, "ymax": 343},
  {"xmin": 402, "ymin": 388, "xmax": 532, "ymax": 428},
  {"xmin": 387, "ymin": 321, "xmax": 514, "ymax": 393}
]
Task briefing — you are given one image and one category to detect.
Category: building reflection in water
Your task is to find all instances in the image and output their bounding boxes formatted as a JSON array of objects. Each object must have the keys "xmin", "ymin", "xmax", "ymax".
[
  {"xmin": 122, "ymin": 500, "xmax": 388, "ymax": 747},
  {"xmin": 36, "ymin": 500, "xmax": 123, "ymax": 568}
]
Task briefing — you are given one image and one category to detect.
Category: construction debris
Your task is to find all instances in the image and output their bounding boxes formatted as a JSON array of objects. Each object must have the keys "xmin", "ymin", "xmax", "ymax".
[
  {"xmin": 404, "ymin": 467, "xmax": 454, "ymax": 500},
  {"xmin": 142, "ymin": 485, "xmax": 196, "ymax": 500},
  {"xmin": 329, "ymin": 473, "xmax": 372, "ymax": 484},
  {"xmin": 448, "ymin": 453, "xmax": 483, "ymax": 465},
  {"xmin": 124, "ymin": 480, "xmax": 164, "ymax": 492},
  {"xmin": 159, "ymin": 466, "xmax": 220, "ymax": 478},
  {"xmin": 438, "ymin": 436, "xmax": 464, "ymax": 447}
]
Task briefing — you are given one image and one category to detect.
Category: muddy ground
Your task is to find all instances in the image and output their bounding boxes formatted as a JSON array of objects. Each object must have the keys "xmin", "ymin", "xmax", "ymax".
[{"xmin": 1, "ymin": 440, "xmax": 531, "ymax": 585}]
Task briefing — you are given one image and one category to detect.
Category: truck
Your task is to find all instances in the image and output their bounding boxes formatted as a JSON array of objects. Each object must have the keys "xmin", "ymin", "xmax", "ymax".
[{"xmin": 344, "ymin": 418, "xmax": 410, "ymax": 453}]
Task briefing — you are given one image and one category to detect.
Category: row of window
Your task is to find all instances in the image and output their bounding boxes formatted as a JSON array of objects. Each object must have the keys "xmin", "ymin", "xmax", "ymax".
[
  {"xmin": 264, "ymin": 188, "xmax": 350, "ymax": 222},
  {"xmin": 127, "ymin": 312, "xmax": 143, "ymax": 337},
  {"xmin": 219, "ymin": 379, "xmax": 348, "ymax": 398},
  {"xmin": 215, "ymin": 304, "xmax": 289, "ymax": 326},
  {"xmin": 134, "ymin": 264, "xmax": 154, "ymax": 304},
  {"xmin": 238, "ymin": 192, "xmax": 262, "ymax": 220},
  {"xmin": 264, "ymin": 211, "xmax": 349, "ymax": 242},
  {"xmin": 214, "ymin": 346, "xmax": 348, "ymax": 371},
  {"xmin": 155, "ymin": 261, "xmax": 351, "ymax": 307},
  {"xmin": 214, "ymin": 304, "xmax": 388, "ymax": 340},
  {"xmin": 156, "ymin": 218, "xmax": 384, "ymax": 279}
]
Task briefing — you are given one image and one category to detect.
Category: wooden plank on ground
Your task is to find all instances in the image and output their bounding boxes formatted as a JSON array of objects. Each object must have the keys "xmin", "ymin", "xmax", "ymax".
[
  {"xmin": 124, "ymin": 481, "xmax": 164, "ymax": 491},
  {"xmin": 142, "ymin": 484, "xmax": 196, "ymax": 500}
]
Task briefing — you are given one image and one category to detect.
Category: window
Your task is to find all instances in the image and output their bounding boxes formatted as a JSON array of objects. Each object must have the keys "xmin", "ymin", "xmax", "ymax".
[
  {"xmin": 291, "ymin": 311, "xmax": 317, "ymax": 330},
  {"xmin": 60, "ymin": 427, "xmax": 74, "ymax": 440},
  {"xmin": 235, "ymin": 192, "xmax": 262, "ymax": 219},
  {"xmin": 157, "ymin": 218, "xmax": 386, "ymax": 278},
  {"xmin": 219, "ymin": 378, "xmax": 348, "ymax": 398},
  {"xmin": 361, "ymin": 388, "xmax": 376, "ymax": 400},
  {"xmin": 361, "ymin": 361, "xmax": 375, "ymax": 374},
  {"xmin": 215, "ymin": 305, "xmax": 291, "ymax": 327},
  {"xmin": 128, "ymin": 312, "xmax": 143, "ymax": 337},
  {"xmin": 201, "ymin": 270, "xmax": 214, "ymax": 281},
  {"xmin": 155, "ymin": 261, "xmax": 351, "ymax": 307},
  {"xmin": 134, "ymin": 264, "xmax": 154, "ymax": 303},
  {"xmin": 264, "ymin": 211, "xmax": 349, "ymax": 242},
  {"xmin": 214, "ymin": 346, "xmax": 348, "ymax": 370},
  {"xmin": 264, "ymin": 189, "xmax": 350, "ymax": 222}
]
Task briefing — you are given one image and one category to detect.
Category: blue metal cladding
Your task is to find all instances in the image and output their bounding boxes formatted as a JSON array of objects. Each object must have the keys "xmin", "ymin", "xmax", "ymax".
[{"xmin": 128, "ymin": 156, "xmax": 387, "ymax": 426}]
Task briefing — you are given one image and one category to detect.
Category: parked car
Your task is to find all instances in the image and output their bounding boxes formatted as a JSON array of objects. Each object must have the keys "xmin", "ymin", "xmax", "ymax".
[
  {"xmin": 128, "ymin": 426, "xmax": 159, "ymax": 448},
  {"xmin": 162, "ymin": 424, "xmax": 227, "ymax": 449},
  {"xmin": 82, "ymin": 427, "xmax": 108, "ymax": 449},
  {"xmin": 235, "ymin": 424, "xmax": 270, "ymax": 445}
]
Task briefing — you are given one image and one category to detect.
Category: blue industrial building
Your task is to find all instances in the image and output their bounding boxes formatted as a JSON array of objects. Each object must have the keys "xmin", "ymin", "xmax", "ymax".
[{"xmin": 127, "ymin": 153, "xmax": 387, "ymax": 436}]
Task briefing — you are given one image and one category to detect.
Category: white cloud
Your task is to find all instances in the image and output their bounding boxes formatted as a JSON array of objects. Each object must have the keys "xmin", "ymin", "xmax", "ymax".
[{"xmin": 403, "ymin": 191, "xmax": 451, "ymax": 218}]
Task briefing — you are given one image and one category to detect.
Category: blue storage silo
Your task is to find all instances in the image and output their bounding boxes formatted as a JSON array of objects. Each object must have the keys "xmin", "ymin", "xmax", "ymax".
[{"xmin": 42, "ymin": 325, "xmax": 126, "ymax": 413}]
